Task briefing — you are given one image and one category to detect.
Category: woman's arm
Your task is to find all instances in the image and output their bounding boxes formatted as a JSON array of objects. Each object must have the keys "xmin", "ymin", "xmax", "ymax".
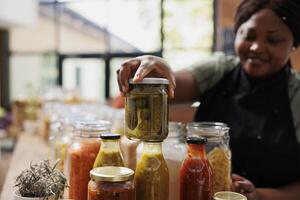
[
  {"xmin": 232, "ymin": 174, "xmax": 300, "ymax": 200},
  {"xmin": 256, "ymin": 181, "xmax": 300, "ymax": 200},
  {"xmin": 172, "ymin": 69, "xmax": 199, "ymax": 103}
]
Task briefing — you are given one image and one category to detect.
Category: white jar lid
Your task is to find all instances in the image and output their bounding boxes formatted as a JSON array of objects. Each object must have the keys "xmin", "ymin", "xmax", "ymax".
[{"xmin": 129, "ymin": 78, "xmax": 169, "ymax": 85}]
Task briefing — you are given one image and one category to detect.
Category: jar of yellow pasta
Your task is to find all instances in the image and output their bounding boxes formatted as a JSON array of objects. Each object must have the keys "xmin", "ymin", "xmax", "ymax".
[{"xmin": 187, "ymin": 122, "xmax": 231, "ymax": 194}]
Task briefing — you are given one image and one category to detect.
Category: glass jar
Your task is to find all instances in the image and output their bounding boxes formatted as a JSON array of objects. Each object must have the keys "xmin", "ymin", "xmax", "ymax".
[
  {"xmin": 125, "ymin": 78, "xmax": 169, "ymax": 141},
  {"xmin": 88, "ymin": 166, "xmax": 135, "ymax": 200},
  {"xmin": 135, "ymin": 141, "xmax": 169, "ymax": 200},
  {"xmin": 180, "ymin": 136, "xmax": 213, "ymax": 200},
  {"xmin": 52, "ymin": 117, "xmax": 74, "ymax": 172},
  {"xmin": 93, "ymin": 133, "xmax": 124, "ymax": 168},
  {"xmin": 162, "ymin": 122, "xmax": 186, "ymax": 200},
  {"xmin": 65, "ymin": 121, "xmax": 110, "ymax": 200},
  {"xmin": 187, "ymin": 122, "xmax": 231, "ymax": 194}
]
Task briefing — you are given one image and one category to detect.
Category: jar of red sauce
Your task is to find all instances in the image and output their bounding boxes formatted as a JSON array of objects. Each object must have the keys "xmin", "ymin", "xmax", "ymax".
[
  {"xmin": 180, "ymin": 136, "xmax": 213, "ymax": 200},
  {"xmin": 88, "ymin": 166, "xmax": 135, "ymax": 200}
]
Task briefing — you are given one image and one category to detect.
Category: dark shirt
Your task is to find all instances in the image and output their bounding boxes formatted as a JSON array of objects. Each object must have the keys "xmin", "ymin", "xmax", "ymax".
[{"xmin": 195, "ymin": 64, "xmax": 300, "ymax": 187}]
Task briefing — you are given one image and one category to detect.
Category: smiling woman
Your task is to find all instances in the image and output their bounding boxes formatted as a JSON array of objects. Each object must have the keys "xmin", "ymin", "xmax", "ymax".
[{"xmin": 116, "ymin": 0, "xmax": 300, "ymax": 199}]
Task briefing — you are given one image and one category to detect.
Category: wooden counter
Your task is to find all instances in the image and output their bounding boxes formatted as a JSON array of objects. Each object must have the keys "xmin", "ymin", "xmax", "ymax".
[{"xmin": 0, "ymin": 134, "xmax": 50, "ymax": 200}]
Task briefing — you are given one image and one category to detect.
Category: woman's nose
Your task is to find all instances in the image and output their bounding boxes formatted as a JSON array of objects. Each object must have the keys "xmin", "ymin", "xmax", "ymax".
[{"xmin": 249, "ymin": 41, "xmax": 265, "ymax": 52}]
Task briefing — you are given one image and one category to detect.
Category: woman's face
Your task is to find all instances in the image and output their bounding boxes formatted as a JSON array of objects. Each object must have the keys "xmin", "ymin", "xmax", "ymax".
[{"xmin": 235, "ymin": 9, "xmax": 294, "ymax": 78}]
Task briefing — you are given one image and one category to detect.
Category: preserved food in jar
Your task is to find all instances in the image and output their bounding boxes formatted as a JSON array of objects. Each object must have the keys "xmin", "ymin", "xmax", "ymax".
[
  {"xmin": 93, "ymin": 133, "xmax": 124, "ymax": 168},
  {"xmin": 187, "ymin": 122, "xmax": 231, "ymax": 193},
  {"xmin": 53, "ymin": 117, "xmax": 73, "ymax": 172},
  {"xmin": 180, "ymin": 137, "xmax": 213, "ymax": 200},
  {"xmin": 66, "ymin": 121, "xmax": 110, "ymax": 200},
  {"xmin": 135, "ymin": 142, "xmax": 169, "ymax": 200},
  {"xmin": 88, "ymin": 167, "xmax": 135, "ymax": 200},
  {"xmin": 125, "ymin": 78, "xmax": 169, "ymax": 141}
]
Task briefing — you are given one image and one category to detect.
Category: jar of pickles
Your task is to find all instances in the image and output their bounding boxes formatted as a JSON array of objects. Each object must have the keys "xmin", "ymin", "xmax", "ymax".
[
  {"xmin": 88, "ymin": 166, "xmax": 135, "ymax": 200},
  {"xmin": 187, "ymin": 122, "xmax": 231, "ymax": 194},
  {"xmin": 65, "ymin": 120, "xmax": 110, "ymax": 200},
  {"xmin": 125, "ymin": 78, "xmax": 169, "ymax": 141}
]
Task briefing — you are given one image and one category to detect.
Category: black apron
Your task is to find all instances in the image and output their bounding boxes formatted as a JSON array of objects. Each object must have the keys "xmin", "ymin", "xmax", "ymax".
[{"xmin": 194, "ymin": 64, "xmax": 300, "ymax": 187}]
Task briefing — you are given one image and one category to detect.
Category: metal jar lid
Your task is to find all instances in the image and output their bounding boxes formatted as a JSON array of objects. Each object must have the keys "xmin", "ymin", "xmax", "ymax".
[
  {"xmin": 213, "ymin": 191, "xmax": 247, "ymax": 200},
  {"xmin": 90, "ymin": 167, "xmax": 134, "ymax": 182},
  {"xmin": 129, "ymin": 77, "xmax": 169, "ymax": 85}
]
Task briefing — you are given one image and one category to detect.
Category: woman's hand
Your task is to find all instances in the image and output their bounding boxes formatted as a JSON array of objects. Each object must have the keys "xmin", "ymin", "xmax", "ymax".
[
  {"xmin": 116, "ymin": 55, "xmax": 176, "ymax": 98},
  {"xmin": 232, "ymin": 173, "xmax": 260, "ymax": 200}
]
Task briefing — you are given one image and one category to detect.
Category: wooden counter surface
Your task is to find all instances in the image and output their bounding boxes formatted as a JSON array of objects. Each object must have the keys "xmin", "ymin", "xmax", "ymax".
[{"xmin": 0, "ymin": 134, "xmax": 50, "ymax": 200}]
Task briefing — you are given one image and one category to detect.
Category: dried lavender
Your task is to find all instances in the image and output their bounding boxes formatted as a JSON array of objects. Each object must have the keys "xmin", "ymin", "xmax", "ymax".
[{"xmin": 14, "ymin": 160, "xmax": 67, "ymax": 200}]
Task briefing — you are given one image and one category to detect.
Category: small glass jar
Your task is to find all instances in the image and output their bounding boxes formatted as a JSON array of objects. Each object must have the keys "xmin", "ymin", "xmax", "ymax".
[
  {"xmin": 163, "ymin": 122, "xmax": 186, "ymax": 200},
  {"xmin": 187, "ymin": 122, "xmax": 231, "ymax": 194},
  {"xmin": 93, "ymin": 133, "xmax": 124, "ymax": 168},
  {"xmin": 65, "ymin": 120, "xmax": 110, "ymax": 200},
  {"xmin": 125, "ymin": 78, "xmax": 169, "ymax": 141},
  {"xmin": 88, "ymin": 166, "xmax": 135, "ymax": 200}
]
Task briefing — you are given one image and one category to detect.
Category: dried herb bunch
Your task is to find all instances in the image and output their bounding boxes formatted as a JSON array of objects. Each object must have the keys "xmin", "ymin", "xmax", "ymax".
[{"xmin": 14, "ymin": 160, "xmax": 67, "ymax": 199}]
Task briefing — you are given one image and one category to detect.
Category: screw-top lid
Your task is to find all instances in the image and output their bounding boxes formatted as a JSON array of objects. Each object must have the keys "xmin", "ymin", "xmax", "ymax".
[
  {"xmin": 213, "ymin": 191, "xmax": 247, "ymax": 200},
  {"xmin": 186, "ymin": 136, "xmax": 207, "ymax": 144},
  {"xmin": 100, "ymin": 133, "xmax": 121, "ymax": 140},
  {"xmin": 90, "ymin": 167, "xmax": 134, "ymax": 182},
  {"xmin": 129, "ymin": 77, "xmax": 169, "ymax": 85}
]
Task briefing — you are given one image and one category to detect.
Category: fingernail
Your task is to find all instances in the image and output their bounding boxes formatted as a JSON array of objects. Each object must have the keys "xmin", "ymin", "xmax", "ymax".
[
  {"xmin": 122, "ymin": 86, "xmax": 126, "ymax": 92},
  {"xmin": 133, "ymin": 74, "xmax": 140, "ymax": 81}
]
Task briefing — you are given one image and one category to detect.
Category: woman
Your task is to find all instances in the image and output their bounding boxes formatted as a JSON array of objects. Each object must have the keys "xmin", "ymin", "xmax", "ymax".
[{"xmin": 117, "ymin": 0, "xmax": 300, "ymax": 199}]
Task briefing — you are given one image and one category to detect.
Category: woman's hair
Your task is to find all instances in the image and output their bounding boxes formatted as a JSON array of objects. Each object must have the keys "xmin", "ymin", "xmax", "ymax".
[{"xmin": 234, "ymin": 0, "xmax": 300, "ymax": 47}]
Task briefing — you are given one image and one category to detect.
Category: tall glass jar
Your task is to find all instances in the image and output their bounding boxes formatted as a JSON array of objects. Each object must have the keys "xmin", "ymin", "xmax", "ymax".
[
  {"xmin": 125, "ymin": 78, "xmax": 169, "ymax": 141},
  {"xmin": 162, "ymin": 122, "xmax": 186, "ymax": 200},
  {"xmin": 135, "ymin": 141, "xmax": 169, "ymax": 200},
  {"xmin": 180, "ymin": 136, "xmax": 213, "ymax": 200},
  {"xmin": 88, "ymin": 166, "xmax": 135, "ymax": 200},
  {"xmin": 187, "ymin": 122, "xmax": 231, "ymax": 194},
  {"xmin": 53, "ymin": 117, "xmax": 73, "ymax": 172},
  {"xmin": 65, "ymin": 121, "xmax": 110, "ymax": 200},
  {"xmin": 93, "ymin": 133, "xmax": 124, "ymax": 168}
]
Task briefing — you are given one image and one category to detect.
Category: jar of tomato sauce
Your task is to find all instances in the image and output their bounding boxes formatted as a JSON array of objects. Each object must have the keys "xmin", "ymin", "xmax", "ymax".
[
  {"xmin": 88, "ymin": 166, "xmax": 135, "ymax": 200},
  {"xmin": 180, "ymin": 136, "xmax": 213, "ymax": 200},
  {"xmin": 65, "ymin": 120, "xmax": 110, "ymax": 200}
]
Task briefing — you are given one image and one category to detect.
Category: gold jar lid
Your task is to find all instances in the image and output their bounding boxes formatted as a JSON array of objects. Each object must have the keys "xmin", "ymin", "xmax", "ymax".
[
  {"xmin": 90, "ymin": 167, "xmax": 134, "ymax": 182},
  {"xmin": 213, "ymin": 191, "xmax": 247, "ymax": 200}
]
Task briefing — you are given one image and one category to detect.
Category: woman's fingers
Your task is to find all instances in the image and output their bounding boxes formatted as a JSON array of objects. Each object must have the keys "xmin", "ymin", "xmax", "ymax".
[
  {"xmin": 118, "ymin": 58, "xmax": 141, "ymax": 93},
  {"xmin": 117, "ymin": 55, "xmax": 176, "ymax": 98}
]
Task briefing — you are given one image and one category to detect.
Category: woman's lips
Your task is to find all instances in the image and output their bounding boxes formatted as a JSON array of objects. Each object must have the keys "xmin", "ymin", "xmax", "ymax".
[{"xmin": 246, "ymin": 57, "xmax": 269, "ymax": 66}]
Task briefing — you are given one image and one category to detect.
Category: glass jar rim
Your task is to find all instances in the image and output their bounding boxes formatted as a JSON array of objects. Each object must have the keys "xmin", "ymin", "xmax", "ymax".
[
  {"xmin": 73, "ymin": 120, "xmax": 111, "ymax": 138},
  {"xmin": 187, "ymin": 122, "xmax": 229, "ymax": 137}
]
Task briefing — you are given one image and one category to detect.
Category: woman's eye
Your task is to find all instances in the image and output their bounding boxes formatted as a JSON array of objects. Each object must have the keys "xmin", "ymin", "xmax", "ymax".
[
  {"xmin": 267, "ymin": 37, "xmax": 281, "ymax": 44},
  {"xmin": 243, "ymin": 35, "xmax": 255, "ymax": 41}
]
